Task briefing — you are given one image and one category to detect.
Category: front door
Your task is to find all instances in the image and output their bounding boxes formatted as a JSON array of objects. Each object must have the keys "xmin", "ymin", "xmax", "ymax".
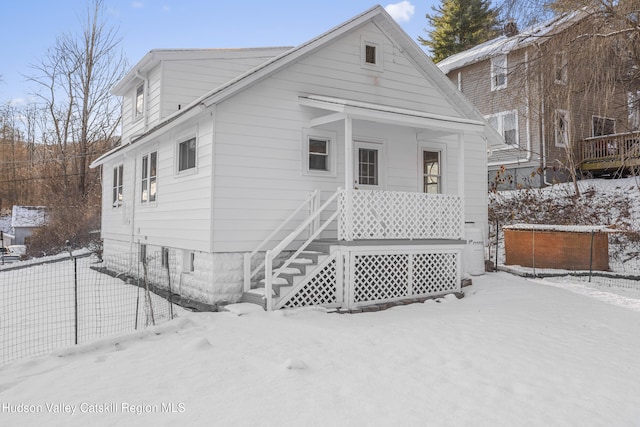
[{"xmin": 354, "ymin": 140, "xmax": 384, "ymax": 190}]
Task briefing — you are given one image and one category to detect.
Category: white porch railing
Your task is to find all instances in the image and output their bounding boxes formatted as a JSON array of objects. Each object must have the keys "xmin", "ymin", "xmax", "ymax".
[
  {"xmin": 338, "ymin": 190, "xmax": 463, "ymax": 240},
  {"xmin": 244, "ymin": 189, "xmax": 464, "ymax": 310}
]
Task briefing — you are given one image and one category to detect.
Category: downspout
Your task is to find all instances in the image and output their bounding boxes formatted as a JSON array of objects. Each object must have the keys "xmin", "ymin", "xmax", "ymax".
[
  {"xmin": 535, "ymin": 43, "xmax": 552, "ymax": 186},
  {"xmin": 126, "ymin": 151, "xmax": 137, "ymax": 257}
]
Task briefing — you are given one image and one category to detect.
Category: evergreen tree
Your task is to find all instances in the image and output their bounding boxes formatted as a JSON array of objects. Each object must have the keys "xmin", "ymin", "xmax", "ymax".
[{"xmin": 419, "ymin": 0, "xmax": 501, "ymax": 63}]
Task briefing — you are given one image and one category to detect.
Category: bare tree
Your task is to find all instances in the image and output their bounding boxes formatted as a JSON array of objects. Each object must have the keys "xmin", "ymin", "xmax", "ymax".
[
  {"xmin": 22, "ymin": 0, "xmax": 127, "ymax": 253},
  {"xmin": 27, "ymin": 0, "xmax": 127, "ymax": 201}
]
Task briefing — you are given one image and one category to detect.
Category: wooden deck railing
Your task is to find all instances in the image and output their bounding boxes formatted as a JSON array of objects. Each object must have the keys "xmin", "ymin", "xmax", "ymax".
[{"xmin": 579, "ymin": 131, "xmax": 640, "ymax": 172}]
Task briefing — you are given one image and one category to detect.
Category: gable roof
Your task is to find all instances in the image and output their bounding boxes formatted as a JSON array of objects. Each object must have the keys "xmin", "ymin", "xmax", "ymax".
[
  {"xmin": 437, "ymin": 10, "xmax": 588, "ymax": 74},
  {"xmin": 92, "ymin": 5, "xmax": 502, "ymax": 167},
  {"xmin": 111, "ymin": 47, "xmax": 293, "ymax": 96}
]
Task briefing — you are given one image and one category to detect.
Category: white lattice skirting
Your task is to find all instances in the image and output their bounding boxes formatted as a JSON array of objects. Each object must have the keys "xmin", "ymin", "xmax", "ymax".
[{"xmin": 278, "ymin": 247, "xmax": 461, "ymax": 310}]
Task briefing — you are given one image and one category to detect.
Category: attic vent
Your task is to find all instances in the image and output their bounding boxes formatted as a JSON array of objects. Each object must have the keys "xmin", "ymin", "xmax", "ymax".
[
  {"xmin": 365, "ymin": 45, "xmax": 377, "ymax": 64},
  {"xmin": 504, "ymin": 20, "xmax": 518, "ymax": 37}
]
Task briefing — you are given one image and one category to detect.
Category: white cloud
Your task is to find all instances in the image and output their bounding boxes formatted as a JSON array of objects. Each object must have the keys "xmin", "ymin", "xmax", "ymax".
[
  {"xmin": 131, "ymin": 1, "xmax": 144, "ymax": 8},
  {"xmin": 385, "ymin": 1, "xmax": 415, "ymax": 23}
]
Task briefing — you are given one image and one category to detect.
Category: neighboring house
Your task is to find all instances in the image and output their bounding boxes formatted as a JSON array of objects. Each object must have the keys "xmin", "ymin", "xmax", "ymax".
[
  {"xmin": 11, "ymin": 206, "xmax": 47, "ymax": 245},
  {"xmin": 438, "ymin": 10, "xmax": 640, "ymax": 189},
  {"xmin": 91, "ymin": 6, "xmax": 503, "ymax": 311}
]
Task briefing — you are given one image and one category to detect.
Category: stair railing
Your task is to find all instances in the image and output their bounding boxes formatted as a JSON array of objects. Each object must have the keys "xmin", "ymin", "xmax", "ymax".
[
  {"xmin": 263, "ymin": 188, "xmax": 343, "ymax": 310},
  {"xmin": 243, "ymin": 190, "xmax": 320, "ymax": 292}
]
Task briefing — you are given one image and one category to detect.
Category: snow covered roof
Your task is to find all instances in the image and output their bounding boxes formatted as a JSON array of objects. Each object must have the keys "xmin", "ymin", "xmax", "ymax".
[
  {"xmin": 11, "ymin": 206, "xmax": 47, "ymax": 229},
  {"xmin": 437, "ymin": 10, "xmax": 588, "ymax": 74},
  {"xmin": 503, "ymin": 223, "xmax": 612, "ymax": 233}
]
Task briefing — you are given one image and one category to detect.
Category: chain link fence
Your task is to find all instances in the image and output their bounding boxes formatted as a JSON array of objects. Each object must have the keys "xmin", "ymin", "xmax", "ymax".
[{"xmin": 1, "ymin": 250, "xmax": 180, "ymax": 365}]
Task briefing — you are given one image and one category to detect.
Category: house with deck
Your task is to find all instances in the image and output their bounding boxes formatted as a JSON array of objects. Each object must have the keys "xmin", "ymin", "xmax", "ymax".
[
  {"xmin": 438, "ymin": 9, "xmax": 640, "ymax": 189},
  {"xmin": 91, "ymin": 5, "xmax": 503, "ymax": 311}
]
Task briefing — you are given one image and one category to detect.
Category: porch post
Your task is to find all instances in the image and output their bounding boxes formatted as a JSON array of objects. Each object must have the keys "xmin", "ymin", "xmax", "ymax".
[
  {"xmin": 458, "ymin": 133, "xmax": 465, "ymax": 239},
  {"xmin": 344, "ymin": 115, "xmax": 354, "ymax": 241}
]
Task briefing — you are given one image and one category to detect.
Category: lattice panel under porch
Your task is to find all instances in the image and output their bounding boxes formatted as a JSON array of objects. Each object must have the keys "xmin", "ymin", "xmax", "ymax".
[
  {"xmin": 411, "ymin": 253, "xmax": 458, "ymax": 294},
  {"xmin": 352, "ymin": 251, "xmax": 459, "ymax": 304},
  {"xmin": 281, "ymin": 259, "xmax": 338, "ymax": 308},
  {"xmin": 353, "ymin": 254, "xmax": 409, "ymax": 302}
]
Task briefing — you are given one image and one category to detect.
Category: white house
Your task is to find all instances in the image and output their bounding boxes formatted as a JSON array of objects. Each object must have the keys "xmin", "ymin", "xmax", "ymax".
[{"xmin": 91, "ymin": 5, "xmax": 503, "ymax": 311}]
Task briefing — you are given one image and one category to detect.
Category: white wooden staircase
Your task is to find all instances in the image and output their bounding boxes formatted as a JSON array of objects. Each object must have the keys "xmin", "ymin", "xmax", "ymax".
[{"xmin": 241, "ymin": 246, "xmax": 330, "ymax": 309}]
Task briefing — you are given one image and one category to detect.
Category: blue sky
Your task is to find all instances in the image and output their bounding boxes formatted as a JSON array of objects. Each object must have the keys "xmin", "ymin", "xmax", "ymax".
[{"xmin": 0, "ymin": 1, "xmax": 439, "ymax": 105}]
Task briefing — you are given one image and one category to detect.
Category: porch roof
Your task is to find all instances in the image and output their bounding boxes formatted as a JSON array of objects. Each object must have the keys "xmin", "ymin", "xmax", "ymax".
[{"xmin": 299, "ymin": 95, "xmax": 486, "ymax": 135}]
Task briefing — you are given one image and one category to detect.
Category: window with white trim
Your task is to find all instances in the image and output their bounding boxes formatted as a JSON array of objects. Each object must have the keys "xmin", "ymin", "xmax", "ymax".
[
  {"xmin": 361, "ymin": 36, "xmax": 383, "ymax": 71},
  {"xmin": 141, "ymin": 151, "xmax": 157, "ymax": 203},
  {"xmin": 178, "ymin": 137, "xmax": 196, "ymax": 172},
  {"xmin": 592, "ymin": 116, "xmax": 615, "ymax": 137},
  {"xmin": 135, "ymin": 83, "xmax": 144, "ymax": 119},
  {"xmin": 309, "ymin": 138, "xmax": 329, "ymax": 171},
  {"xmin": 486, "ymin": 110, "xmax": 518, "ymax": 146},
  {"xmin": 555, "ymin": 109, "xmax": 570, "ymax": 147},
  {"xmin": 554, "ymin": 51, "xmax": 568, "ymax": 85},
  {"xmin": 423, "ymin": 150, "xmax": 441, "ymax": 194},
  {"xmin": 491, "ymin": 55, "xmax": 507, "ymax": 91},
  {"xmin": 112, "ymin": 164, "xmax": 123, "ymax": 208},
  {"xmin": 302, "ymin": 129, "xmax": 336, "ymax": 176}
]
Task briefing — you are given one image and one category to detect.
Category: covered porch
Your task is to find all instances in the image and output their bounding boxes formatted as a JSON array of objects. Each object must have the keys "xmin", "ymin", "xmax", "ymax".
[{"xmin": 243, "ymin": 95, "xmax": 488, "ymax": 310}]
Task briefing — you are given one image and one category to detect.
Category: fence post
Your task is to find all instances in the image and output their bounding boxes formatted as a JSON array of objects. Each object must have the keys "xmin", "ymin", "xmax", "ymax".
[
  {"xmin": 66, "ymin": 240, "xmax": 78, "ymax": 345},
  {"xmin": 589, "ymin": 231, "xmax": 594, "ymax": 283}
]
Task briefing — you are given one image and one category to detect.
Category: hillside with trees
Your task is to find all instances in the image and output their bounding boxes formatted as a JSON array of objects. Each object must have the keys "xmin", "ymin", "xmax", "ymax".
[{"xmin": 0, "ymin": 0, "xmax": 127, "ymax": 255}]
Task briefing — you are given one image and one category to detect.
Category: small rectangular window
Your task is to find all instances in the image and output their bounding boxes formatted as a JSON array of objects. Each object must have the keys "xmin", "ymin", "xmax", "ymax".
[
  {"xmin": 135, "ymin": 84, "xmax": 144, "ymax": 118},
  {"xmin": 178, "ymin": 138, "xmax": 196, "ymax": 172},
  {"xmin": 141, "ymin": 151, "xmax": 158, "ymax": 203},
  {"xmin": 491, "ymin": 55, "xmax": 507, "ymax": 91},
  {"xmin": 361, "ymin": 37, "xmax": 383, "ymax": 71},
  {"xmin": 423, "ymin": 151, "xmax": 441, "ymax": 194},
  {"xmin": 308, "ymin": 138, "xmax": 329, "ymax": 171},
  {"xmin": 112, "ymin": 164, "xmax": 123, "ymax": 208},
  {"xmin": 365, "ymin": 45, "xmax": 377, "ymax": 64}
]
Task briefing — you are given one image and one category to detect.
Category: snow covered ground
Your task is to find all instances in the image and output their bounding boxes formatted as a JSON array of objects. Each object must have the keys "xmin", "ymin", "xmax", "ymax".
[{"xmin": 1, "ymin": 272, "xmax": 639, "ymax": 426}]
